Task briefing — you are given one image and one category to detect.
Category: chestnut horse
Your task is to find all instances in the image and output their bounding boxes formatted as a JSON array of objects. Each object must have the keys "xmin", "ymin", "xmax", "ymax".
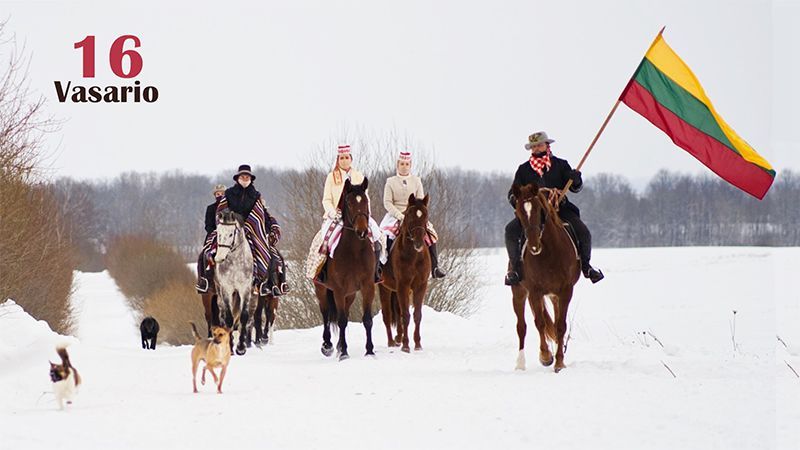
[
  {"xmin": 314, "ymin": 178, "xmax": 376, "ymax": 361},
  {"xmin": 510, "ymin": 183, "xmax": 580, "ymax": 372},
  {"xmin": 378, "ymin": 194, "xmax": 431, "ymax": 352}
]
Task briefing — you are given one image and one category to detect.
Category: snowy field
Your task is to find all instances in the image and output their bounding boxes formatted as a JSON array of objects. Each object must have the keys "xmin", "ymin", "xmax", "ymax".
[{"xmin": 1, "ymin": 247, "xmax": 797, "ymax": 450}]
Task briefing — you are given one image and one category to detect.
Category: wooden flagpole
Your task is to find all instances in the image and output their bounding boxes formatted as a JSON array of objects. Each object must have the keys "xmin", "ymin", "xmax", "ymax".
[{"xmin": 555, "ymin": 26, "xmax": 666, "ymax": 205}]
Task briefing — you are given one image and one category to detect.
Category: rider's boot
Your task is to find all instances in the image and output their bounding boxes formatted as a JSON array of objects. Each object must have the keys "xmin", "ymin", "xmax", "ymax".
[{"xmin": 429, "ymin": 243, "xmax": 446, "ymax": 279}]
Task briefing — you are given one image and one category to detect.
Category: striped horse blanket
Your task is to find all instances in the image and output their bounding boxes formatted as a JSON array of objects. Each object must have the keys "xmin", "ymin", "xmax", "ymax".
[{"xmin": 202, "ymin": 196, "xmax": 278, "ymax": 285}]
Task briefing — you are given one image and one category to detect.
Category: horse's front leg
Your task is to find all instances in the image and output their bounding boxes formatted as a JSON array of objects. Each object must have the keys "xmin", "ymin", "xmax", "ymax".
[
  {"xmin": 335, "ymin": 290, "xmax": 350, "ymax": 361},
  {"xmin": 254, "ymin": 295, "xmax": 265, "ymax": 345},
  {"xmin": 397, "ymin": 285, "xmax": 412, "ymax": 353},
  {"xmin": 362, "ymin": 286, "xmax": 376, "ymax": 356},
  {"xmin": 530, "ymin": 292, "xmax": 554, "ymax": 367},
  {"xmin": 412, "ymin": 282, "xmax": 427, "ymax": 351},
  {"xmin": 512, "ymin": 285, "xmax": 528, "ymax": 370}
]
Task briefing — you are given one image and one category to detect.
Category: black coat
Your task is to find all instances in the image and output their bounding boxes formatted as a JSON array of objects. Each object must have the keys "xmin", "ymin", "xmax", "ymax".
[
  {"xmin": 205, "ymin": 201, "xmax": 219, "ymax": 235},
  {"xmin": 508, "ymin": 155, "xmax": 582, "ymax": 216},
  {"xmin": 225, "ymin": 183, "xmax": 261, "ymax": 219}
]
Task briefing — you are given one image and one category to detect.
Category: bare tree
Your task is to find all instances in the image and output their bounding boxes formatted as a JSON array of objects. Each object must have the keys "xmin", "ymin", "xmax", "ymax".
[{"xmin": 0, "ymin": 22, "xmax": 74, "ymax": 333}]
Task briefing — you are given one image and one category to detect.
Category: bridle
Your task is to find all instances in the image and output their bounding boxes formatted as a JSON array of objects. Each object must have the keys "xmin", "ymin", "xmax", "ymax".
[
  {"xmin": 340, "ymin": 193, "xmax": 371, "ymax": 240},
  {"xmin": 217, "ymin": 222, "xmax": 241, "ymax": 252},
  {"xmin": 521, "ymin": 195, "xmax": 549, "ymax": 242}
]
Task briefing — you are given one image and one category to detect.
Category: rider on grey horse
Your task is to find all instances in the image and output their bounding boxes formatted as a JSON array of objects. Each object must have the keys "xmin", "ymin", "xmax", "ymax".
[{"xmin": 197, "ymin": 165, "xmax": 288, "ymax": 297}]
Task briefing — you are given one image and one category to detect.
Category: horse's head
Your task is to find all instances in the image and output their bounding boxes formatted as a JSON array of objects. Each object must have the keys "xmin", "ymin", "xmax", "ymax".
[
  {"xmin": 512, "ymin": 183, "xmax": 549, "ymax": 256},
  {"xmin": 342, "ymin": 177, "xmax": 370, "ymax": 240},
  {"xmin": 402, "ymin": 193, "xmax": 429, "ymax": 252},
  {"xmin": 215, "ymin": 211, "xmax": 244, "ymax": 263}
]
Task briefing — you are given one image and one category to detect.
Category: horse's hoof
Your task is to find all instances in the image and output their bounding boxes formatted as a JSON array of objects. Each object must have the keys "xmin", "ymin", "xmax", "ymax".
[
  {"xmin": 554, "ymin": 362, "xmax": 565, "ymax": 373},
  {"xmin": 365, "ymin": 350, "xmax": 375, "ymax": 357},
  {"xmin": 321, "ymin": 344, "xmax": 334, "ymax": 357},
  {"xmin": 414, "ymin": 345, "xmax": 422, "ymax": 351},
  {"xmin": 235, "ymin": 345, "xmax": 247, "ymax": 356},
  {"xmin": 338, "ymin": 353, "xmax": 349, "ymax": 361},
  {"xmin": 540, "ymin": 355, "xmax": 554, "ymax": 367},
  {"xmin": 401, "ymin": 346, "xmax": 410, "ymax": 353}
]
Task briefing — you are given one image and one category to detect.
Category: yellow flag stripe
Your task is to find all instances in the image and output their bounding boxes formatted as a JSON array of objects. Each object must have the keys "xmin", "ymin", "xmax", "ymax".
[{"xmin": 644, "ymin": 36, "xmax": 773, "ymax": 172}]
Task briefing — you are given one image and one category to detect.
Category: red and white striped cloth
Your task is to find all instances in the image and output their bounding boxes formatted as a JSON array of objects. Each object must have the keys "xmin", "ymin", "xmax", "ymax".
[{"xmin": 337, "ymin": 144, "xmax": 351, "ymax": 155}]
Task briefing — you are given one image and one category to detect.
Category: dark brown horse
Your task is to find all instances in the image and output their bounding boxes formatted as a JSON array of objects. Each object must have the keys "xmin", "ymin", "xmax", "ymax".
[
  {"xmin": 510, "ymin": 183, "xmax": 581, "ymax": 372},
  {"xmin": 314, "ymin": 178, "xmax": 376, "ymax": 360},
  {"xmin": 254, "ymin": 295, "xmax": 278, "ymax": 345},
  {"xmin": 378, "ymin": 194, "xmax": 431, "ymax": 352}
]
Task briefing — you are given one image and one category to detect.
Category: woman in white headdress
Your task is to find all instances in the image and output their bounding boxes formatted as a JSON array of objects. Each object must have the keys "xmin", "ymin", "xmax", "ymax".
[
  {"xmin": 306, "ymin": 144, "xmax": 385, "ymax": 281},
  {"xmin": 380, "ymin": 151, "xmax": 446, "ymax": 278}
]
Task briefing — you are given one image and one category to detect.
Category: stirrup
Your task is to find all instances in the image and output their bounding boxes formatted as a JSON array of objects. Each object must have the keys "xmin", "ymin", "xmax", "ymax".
[
  {"xmin": 259, "ymin": 281, "xmax": 272, "ymax": 297},
  {"xmin": 280, "ymin": 282, "xmax": 290, "ymax": 294},
  {"xmin": 195, "ymin": 278, "xmax": 209, "ymax": 293}
]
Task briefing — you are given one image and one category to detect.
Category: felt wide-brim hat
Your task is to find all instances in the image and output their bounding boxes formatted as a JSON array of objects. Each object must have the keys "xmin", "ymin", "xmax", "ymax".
[
  {"xmin": 212, "ymin": 184, "xmax": 226, "ymax": 194},
  {"xmin": 233, "ymin": 164, "xmax": 256, "ymax": 181},
  {"xmin": 524, "ymin": 131, "xmax": 555, "ymax": 150}
]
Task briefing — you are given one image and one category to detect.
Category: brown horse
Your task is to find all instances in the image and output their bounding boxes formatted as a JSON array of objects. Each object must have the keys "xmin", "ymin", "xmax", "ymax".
[
  {"xmin": 510, "ymin": 183, "xmax": 581, "ymax": 373},
  {"xmin": 201, "ymin": 290, "xmax": 220, "ymax": 338},
  {"xmin": 378, "ymin": 194, "xmax": 431, "ymax": 352},
  {"xmin": 254, "ymin": 295, "xmax": 278, "ymax": 345},
  {"xmin": 314, "ymin": 178, "xmax": 376, "ymax": 360}
]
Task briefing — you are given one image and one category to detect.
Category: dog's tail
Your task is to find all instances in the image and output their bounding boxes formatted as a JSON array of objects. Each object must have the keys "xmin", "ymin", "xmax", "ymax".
[
  {"xmin": 56, "ymin": 346, "xmax": 71, "ymax": 369},
  {"xmin": 56, "ymin": 346, "xmax": 81, "ymax": 386},
  {"xmin": 189, "ymin": 321, "xmax": 203, "ymax": 342}
]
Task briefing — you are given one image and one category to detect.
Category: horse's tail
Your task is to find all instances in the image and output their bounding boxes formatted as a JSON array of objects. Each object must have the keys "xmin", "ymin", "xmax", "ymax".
[
  {"xmin": 541, "ymin": 300, "xmax": 558, "ymax": 344},
  {"xmin": 326, "ymin": 289, "xmax": 338, "ymax": 331},
  {"xmin": 189, "ymin": 321, "xmax": 202, "ymax": 342},
  {"xmin": 390, "ymin": 292, "xmax": 400, "ymax": 329}
]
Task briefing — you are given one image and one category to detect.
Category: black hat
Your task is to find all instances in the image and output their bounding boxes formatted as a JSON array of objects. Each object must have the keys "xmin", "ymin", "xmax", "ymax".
[{"xmin": 233, "ymin": 164, "xmax": 256, "ymax": 181}]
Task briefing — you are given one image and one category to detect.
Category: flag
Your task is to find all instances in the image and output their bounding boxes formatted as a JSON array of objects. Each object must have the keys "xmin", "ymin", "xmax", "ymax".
[{"xmin": 620, "ymin": 33, "xmax": 775, "ymax": 199}]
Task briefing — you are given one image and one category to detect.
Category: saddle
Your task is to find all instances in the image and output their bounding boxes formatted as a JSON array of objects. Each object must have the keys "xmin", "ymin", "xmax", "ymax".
[{"xmin": 561, "ymin": 222, "xmax": 581, "ymax": 261}]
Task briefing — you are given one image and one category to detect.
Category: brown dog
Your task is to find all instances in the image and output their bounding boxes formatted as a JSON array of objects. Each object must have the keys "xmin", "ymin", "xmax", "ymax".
[{"xmin": 190, "ymin": 322, "xmax": 231, "ymax": 394}]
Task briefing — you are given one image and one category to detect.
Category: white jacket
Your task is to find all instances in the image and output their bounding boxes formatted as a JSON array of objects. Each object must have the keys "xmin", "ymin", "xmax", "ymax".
[
  {"xmin": 322, "ymin": 168, "xmax": 365, "ymax": 217},
  {"xmin": 383, "ymin": 174, "xmax": 424, "ymax": 220}
]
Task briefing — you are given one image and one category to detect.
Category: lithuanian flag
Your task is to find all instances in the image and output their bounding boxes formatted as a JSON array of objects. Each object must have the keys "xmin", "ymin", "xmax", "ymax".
[{"xmin": 620, "ymin": 32, "xmax": 775, "ymax": 199}]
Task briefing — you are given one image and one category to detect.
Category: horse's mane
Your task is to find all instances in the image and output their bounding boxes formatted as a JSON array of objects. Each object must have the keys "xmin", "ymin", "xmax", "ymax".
[
  {"xmin": 535, "ymin": 188, "xmax": 562, "ymax": 229},
  {"xmin": 220, "ymin": 210, "xmax": 245, "ymax": 226}
]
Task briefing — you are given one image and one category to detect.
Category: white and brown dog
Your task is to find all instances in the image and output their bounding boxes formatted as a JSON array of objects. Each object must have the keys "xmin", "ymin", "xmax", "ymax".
[{"xmin": 49, "ymin": 346, "xmax": 81, "ymax": 410}]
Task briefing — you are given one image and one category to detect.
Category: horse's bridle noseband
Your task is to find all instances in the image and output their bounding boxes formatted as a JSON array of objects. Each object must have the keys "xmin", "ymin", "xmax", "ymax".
[
  {"xmin": 340, "ymin": 195, "xmax": 371, "ymax": 239},
  {"xmin": 217, "ymin": 224, "xmax": 241, "ymax": 251}
]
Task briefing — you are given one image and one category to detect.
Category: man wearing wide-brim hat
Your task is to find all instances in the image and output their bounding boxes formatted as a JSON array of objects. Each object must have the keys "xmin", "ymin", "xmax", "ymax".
[
  {"xmin": 505, "ymin": 131, "xmax": 604, "ymax": 285},
  {"xmin": 197, "ymin": 183, "xmax": 228, "ymax": 293}
]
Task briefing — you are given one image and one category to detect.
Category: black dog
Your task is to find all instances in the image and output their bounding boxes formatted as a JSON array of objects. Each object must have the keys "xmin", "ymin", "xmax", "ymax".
[{"xmin": 140, "ymin": 317, "xmax": 160, "ymax": 350}]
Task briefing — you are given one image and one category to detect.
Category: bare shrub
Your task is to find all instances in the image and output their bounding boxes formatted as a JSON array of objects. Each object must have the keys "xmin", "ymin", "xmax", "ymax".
[
  {"xmin": 105, "ymin": 235, "xmax": 194, "ymax": 310},
  {"xmin": 141, "ymin": 281, "xmax": 205, "ymax": 345},
  {"xmin": 0, "ymin": 22, "xmax": 73, "ymax": 333}
]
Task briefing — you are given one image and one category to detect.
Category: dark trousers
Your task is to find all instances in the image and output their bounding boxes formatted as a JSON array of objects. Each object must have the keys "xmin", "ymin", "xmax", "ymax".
[{"xmin": 505, "ymin": 209, "xmax": 592, "ymax": 268}]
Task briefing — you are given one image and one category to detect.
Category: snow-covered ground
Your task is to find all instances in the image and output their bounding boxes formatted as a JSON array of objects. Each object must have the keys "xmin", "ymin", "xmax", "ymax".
[{"xmin": 1, "ymin": 247, "xmax": 797, "ymax": 450}]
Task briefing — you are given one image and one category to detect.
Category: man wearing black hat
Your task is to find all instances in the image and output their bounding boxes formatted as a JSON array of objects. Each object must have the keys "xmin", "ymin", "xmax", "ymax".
[{"xmin": 505, "ymin": 132, "xmax": 604, "ymax": 285}]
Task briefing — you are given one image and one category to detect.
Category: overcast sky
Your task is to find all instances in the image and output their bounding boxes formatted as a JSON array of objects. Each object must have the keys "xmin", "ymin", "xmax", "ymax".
[{"xmin": 2, "ymin": 0, "xmax": 797, "ymax": 184}]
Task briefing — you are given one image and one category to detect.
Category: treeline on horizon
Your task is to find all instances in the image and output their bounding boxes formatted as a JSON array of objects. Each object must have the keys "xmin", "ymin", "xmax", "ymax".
[{"xmin": 54, "ymin": 167, "xmax": 799, "ymax": 270}]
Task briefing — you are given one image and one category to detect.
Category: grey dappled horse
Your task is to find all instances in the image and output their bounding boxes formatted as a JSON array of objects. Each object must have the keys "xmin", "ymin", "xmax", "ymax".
[{"xmin": 214, "ymin": 211, "xmax": 257, "ymax": 355}]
